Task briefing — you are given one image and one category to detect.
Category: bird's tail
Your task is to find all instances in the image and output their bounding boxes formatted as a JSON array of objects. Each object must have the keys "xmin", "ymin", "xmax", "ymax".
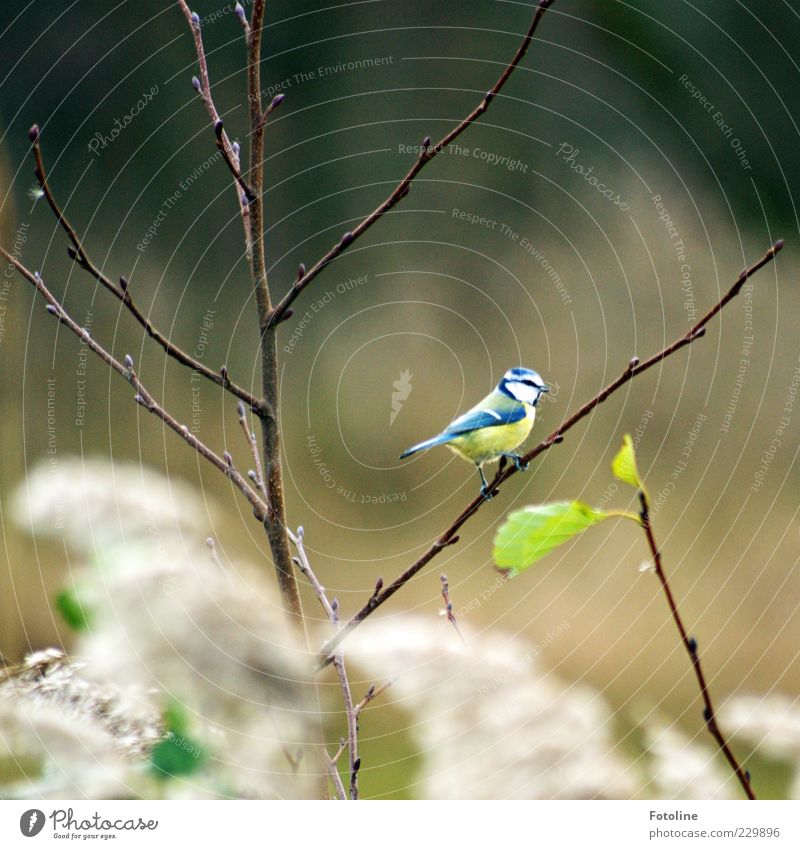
[{"xmin": 399, "ymin": 432, "xmax": 456, "ymax": 459}]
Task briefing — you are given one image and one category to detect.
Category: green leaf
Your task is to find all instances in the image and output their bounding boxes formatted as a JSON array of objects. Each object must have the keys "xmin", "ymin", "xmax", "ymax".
[
  {"xmin": 150, "ymin": 700, "xmax": 207, "ymax": 780},
  {"xmin": 612, "ymin": 434, "xmax": 642, "ymax": 490},
  {"xmin": 493, "ymin": 501, "xmax": 611, "ymax": 575},
  {"xmin": 149, "ymin": 733, "xmax": 207, "ymax": 779},
  {"xmin": 54, "ymin": 588, "xmax": 92, "ymax": 631},
  {"xmin": 163, "ymin": 699, "xmax": 191, "ymax": 738}
]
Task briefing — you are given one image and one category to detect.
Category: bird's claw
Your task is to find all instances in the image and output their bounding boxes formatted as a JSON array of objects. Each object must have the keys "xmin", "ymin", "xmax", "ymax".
[
  {"xmin": 503, "ymin": 453, "xmax": 528, "ymax": 472},
  {"xmin": 480, "ymin": 484, "xmax": 493, "ymax": 501}
]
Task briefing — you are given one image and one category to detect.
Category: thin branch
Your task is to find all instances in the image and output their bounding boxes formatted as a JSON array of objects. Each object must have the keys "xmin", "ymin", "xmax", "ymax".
[
  {"xmin": 266, "ymin": 0, "xmax": 557, "ymax": 328},
  {"xmin": 332, "ymin": 598, "xmax": 360, "ymax": 800},
  {"xmin": 0, "ymin": 248, "xmax": 269, "ymax": 523},
  {"xmin": 245, "ymin": 0, "xmax": 270, "ymax": 323},
  {"xmin": 28, "ymin": 125, "xmax": 266, "ymax": 416},
  {"xmin": 330, "ymin": 681, "xmax": 393, "ymax": 767},
  {"xmin": 354, "ymin": 680, "xmax": 393, "ymax": 719},
  {"xmin": 255, "ymin": 91, "xmax": 286, "ymax": 134},
  {"xmin": 440, "ymin": 573, "xmax": 465, "ymax": 644},
  {"xmin": 177, "ymin": 1, "xmax": 254, "ymax": 206},
  {"xmin": 237, "ymin": 401, "xmax": 265, "ymax": 492},
  {"xmin": 638, "ymin": 491, "xmax": 756, "ymax": 800},
  {"xmin": 330, "ymin": 737, "xmax": 347, "ymax": 766},
  {"xmin": 291, "ymin": 527, "xmax": 335, "ymax": 619},
  {"xmin": 325, "ymin": 750, "xmax": 347, "ymax": 801},
  {"xmin": 290, "ymin": 527, "xmax": 359, "ymax": 799},
  {"xmin": 317, "ymin": 240, "xmax": 784, "ymax": 667}
]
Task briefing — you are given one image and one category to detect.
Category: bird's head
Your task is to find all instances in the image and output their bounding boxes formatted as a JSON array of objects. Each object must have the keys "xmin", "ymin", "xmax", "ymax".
[{"xmin": 497, "ymin": 367, "xmax": 549, "ymax": 407}]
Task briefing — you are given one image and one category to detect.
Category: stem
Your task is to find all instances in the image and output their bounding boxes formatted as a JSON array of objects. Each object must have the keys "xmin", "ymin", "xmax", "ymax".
[
  {"xmin": 176, "ymin": 2, "xmax": 302, "ymax": 621},
  {"xmin": 241, "ymin": 0, "xmax": 304, "ymax": 625},
  {"xmin": 291, "ymin": 529, "xmax": 360, "ymax": 799},
  {"xmin": 237, "ymin": 402, "xmax": 265, "ymax": 492},
  {"xmin": 638, "ymin": 492, "xmax": 756, "ymax": 800},
  {"xmin": 332, "ymin": 601, "xmax": 360, "ymax": 800}
]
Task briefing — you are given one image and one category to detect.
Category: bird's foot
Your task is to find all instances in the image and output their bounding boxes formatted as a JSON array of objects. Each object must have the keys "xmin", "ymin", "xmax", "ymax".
[
  {"xmin": 480, "ymin": 483, "xmax": 494, "ymax": 501},
  {"xmin": 503, "ymin": 453, "xmax": 529, "ymax": 472}
]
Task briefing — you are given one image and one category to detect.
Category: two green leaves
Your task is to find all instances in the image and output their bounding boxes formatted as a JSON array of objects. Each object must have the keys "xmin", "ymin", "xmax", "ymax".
[{"xmin": 494, "ymin": 435, "xmax": 644, "ymax": 576}]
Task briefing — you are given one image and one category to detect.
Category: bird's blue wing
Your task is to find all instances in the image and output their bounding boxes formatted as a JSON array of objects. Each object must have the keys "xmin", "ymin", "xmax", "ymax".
[
  {"xmin": 400, "ymin": 397, "xmax": 528, "ymax": 459},
  {"xmin": 444, "ymin": 405, "xmax": 526, "ymax": 436}
]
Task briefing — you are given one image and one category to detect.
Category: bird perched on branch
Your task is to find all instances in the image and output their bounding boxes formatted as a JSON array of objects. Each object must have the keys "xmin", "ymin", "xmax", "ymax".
[{"xmin": 399, "ymin": 367, "xmax": 549, "ymax": 499}]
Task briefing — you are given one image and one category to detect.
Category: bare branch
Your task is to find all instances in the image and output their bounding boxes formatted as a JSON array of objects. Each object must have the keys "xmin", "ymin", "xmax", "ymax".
[
  {"xmin": 255, "ymin": 92, "xmax": 286, "ymax": 134},
  {"xmin": 354, "ymin": 680, "xmax": 393, "ymax": 719},
  {"xmin": 290, "ymin": 528, "xmax": 359, "ymax": 799},
  {"xmin": 237, "ymin": 401, "xmax": 265, "ymax": 492},
  {"xmin": 0, "ymin": 248, "xmax": 269, "ymax": 523},
  {"xmin": 440, "ymin": 573, "xmax": 466, "ymax": 645},
  {"xmin": 27, "ymin": 124, "xmax": 266, "ymax": 416},
  {"xmin": 177, "ymin": 1, "xmax": 254, "ymax": 207},
  {"xmin": 241, "ymin": 0, "xmax": 307, "ymax": 625},
  {"xmin": 325, "ymin": 753, "xmax": 347, "ymax": 800},
  {"xmin": 317, "ymin": 240, "xmax": 784, "ymax": 668},
  {"xmin": 267, "ymin": 0, "xmax": 557, "ymax": 328},
  {"xmin": 332, "ymin": 598, "xmax": 360, "ymax": 800},
  {"xmin": 638, "ymin": 491, "xmax": 756, "ymax": 800}
]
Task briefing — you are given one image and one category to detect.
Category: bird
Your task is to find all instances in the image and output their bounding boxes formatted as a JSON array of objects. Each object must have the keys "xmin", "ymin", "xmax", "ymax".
[{"xmin": 399, "ymin": 367, "xmax": 549, "ymax": 499}]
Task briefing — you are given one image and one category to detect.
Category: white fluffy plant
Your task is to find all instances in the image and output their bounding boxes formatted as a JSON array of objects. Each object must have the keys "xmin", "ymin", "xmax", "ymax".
[
  {"xmin": 0, "ymin": 649, "xmax": 161, "ymax": 799},
  {"xmin": 345, "ymin": 617, "xmax": 639, "ymax": 799},
  {"xmin": 9, "ymin": 458, "xmax": 316, "ymax": 799}
]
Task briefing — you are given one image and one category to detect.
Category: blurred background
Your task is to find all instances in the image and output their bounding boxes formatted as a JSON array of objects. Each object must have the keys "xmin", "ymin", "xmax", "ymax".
[{"xmin": 1, "ymin": 0, "xmax": 799, "ymax": 798}]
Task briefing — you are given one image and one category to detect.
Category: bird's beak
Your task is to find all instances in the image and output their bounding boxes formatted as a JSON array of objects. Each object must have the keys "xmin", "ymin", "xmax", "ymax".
[{"xmin": 541, "ymin": 385, "xmax": 550, "ymax": 393}]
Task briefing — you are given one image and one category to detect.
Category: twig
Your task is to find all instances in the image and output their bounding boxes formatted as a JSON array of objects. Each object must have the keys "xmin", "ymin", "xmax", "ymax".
[
  {"xmin": 440, "ymin": 573, "xmax": 465, "ymax": 644},
  {"xmin": 291, "ymin": 527, "xmax": 335, "ymax": 619},
  {"xmin": 0, "ymin": 249, "xmax": 269, "ymax": 523},
  {"xmin": 354, "ymin": 680, "xmax": 393, "ymax": 719},
  {"xmin": 237, "ymin": 401, "xmax": 265, "ymax": 492},
  {"xmin": 290, "ymin": 528, "xmax": 359, "ymax": 799},
  {"xmin": 266, "ymin": 0, "xmax": 557, "ymax": 328},
  {"xmin": 333, "ymin": 599, "xmax": 361, "ymax": 800},
  {"xmin": 27, "ymin": 125, "xmax": 265, "ymax": 416},
  {"xmin": 255, "ymin": 92, "xmax": 286, "ymax": 134},
  {"xmin": 177, "ymin": 1, "xmax": 254, "ymax": 206},
  {"xmin": 317, "ymin": 240, "xmax": 783, "ymax": 668},
  {"xmin": 244, "ymin": 0, "xmax": 270, "ymax": 326},
  {"xmin": 638, "ymin": 491, "xmax": 756, "ymax": 800},
  {"xmin": 325, "ymin": 748, "xmax": 347, "ymax": 801},
  {"xmin": 329, "ymin": 680, "xmax": 393, "ymax": 766},
  {"xmin": 330, "ymin": 737, "xmax": 346, "ymax": 765}
]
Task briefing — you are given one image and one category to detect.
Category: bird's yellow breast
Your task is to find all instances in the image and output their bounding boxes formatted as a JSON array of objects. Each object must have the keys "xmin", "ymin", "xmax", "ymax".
[{"xmin": 446, "ymin": 406, "xmax": 535, "ymax": 465}]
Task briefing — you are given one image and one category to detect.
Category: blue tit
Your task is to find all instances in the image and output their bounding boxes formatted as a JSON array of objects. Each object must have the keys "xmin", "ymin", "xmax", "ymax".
[{"xmin": 399, "ymin": 367, "xmax": 549, "ymax": 499}]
